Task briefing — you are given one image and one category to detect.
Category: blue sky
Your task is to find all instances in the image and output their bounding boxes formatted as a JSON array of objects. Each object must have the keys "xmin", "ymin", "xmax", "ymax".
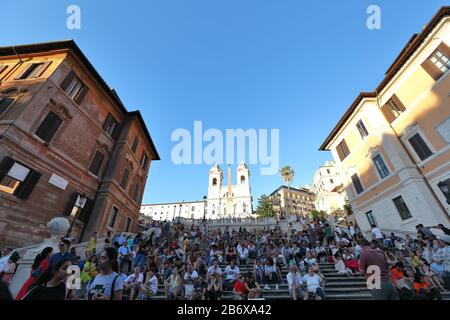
[{"xmin": 0, "ymin": 0, "xmax": 446, "ymax": 207}]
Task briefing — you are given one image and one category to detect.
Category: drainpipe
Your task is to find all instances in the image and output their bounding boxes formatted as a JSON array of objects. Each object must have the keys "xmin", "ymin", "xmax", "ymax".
[{"xmin": 374, "ymin": 91, "xmax": 450, "ymax": 224}]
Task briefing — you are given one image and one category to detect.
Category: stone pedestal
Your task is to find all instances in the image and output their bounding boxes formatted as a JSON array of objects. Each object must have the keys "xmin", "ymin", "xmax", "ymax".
[{"xmin": 8, "ymin": 217, "xmax": 70, "ymax": 299}]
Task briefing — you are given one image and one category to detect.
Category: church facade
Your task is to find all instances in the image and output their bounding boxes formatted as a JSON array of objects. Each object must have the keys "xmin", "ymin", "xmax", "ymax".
[{"xmin": 140, "ymin": 162, "xmax": 254, "ymax": 221}]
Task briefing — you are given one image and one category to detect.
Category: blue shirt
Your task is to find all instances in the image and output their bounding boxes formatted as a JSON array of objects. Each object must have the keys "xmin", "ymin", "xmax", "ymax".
[{"xmin": 49, "ymin": 251, "xmax": 74, "ymax": 268}]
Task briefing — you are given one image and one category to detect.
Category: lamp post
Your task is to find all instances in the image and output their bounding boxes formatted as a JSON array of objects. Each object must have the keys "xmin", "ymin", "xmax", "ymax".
[{"xmin": 66, "ymin": 193, "xmax": 87, "ymax": 240}]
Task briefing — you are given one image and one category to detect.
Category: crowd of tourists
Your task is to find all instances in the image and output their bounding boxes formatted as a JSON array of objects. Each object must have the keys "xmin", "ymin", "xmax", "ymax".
[{"xmin": 0, "ymin": 217, "xmax": 449, "ymax": 301}]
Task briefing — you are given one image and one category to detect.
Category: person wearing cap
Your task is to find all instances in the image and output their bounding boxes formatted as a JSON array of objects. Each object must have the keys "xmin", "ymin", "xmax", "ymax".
[
  {"xmin": 49, "ymin": 239, "xmax": 74, "ymax": 268},
  {"xmin": 358, "ymin": 238, "xmax": 399, "ymax": 300}
]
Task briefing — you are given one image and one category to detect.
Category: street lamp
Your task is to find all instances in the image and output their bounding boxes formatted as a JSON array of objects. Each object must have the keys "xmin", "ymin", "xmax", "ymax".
[
  {"xmin": 66, "ymin": 193, "xmax": 87, "ymax": 240},
  {"xmin": 438, "ymin": 179, "xmax": 450, "ymax": 204}
]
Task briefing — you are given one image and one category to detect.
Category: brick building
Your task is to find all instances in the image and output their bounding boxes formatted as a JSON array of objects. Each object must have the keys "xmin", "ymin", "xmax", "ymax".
[{"xmin": 0, "ymin": 40, "xmax": 160, "ymax": 247}]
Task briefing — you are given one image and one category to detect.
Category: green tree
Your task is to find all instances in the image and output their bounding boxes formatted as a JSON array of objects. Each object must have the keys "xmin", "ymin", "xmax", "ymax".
[
  {"xmin": 343, "ymin": 200, "xmax": 353, "ymax": 216},
  {"xmin": 310, "ymin": 210, "xmax": 327, "ymax": 220},
  {"xmin": 256, "ymin": 195, "xmax": 276, "ymax": 218}
]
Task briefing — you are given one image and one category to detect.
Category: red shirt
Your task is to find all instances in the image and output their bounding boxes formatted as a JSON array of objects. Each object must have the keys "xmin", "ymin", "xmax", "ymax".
[{"xmin": 233, "ymin": 280, "xmax": 247, "ymax": 294}]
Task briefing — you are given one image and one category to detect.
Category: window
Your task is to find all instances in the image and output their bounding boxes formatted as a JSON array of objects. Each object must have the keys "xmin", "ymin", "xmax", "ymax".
[
  {"xmin": 15, "ymin": 62, "xmax": 51, "ymax": 80},
  {"xmin": 89, "ymin": 151, "xmax": 105, "ymax": 176},
  {"xmin": 35, "ymin": 111, "xmax": 63, "ymax": 143},
  {"xmin": 191, "ymin": 206, "xmax": 195, "ymax": 212},
  {"xmin": 373, "ymin": 154, "xmax": 390, "ymax": 179},
  {"xmin": 102, "ymin": 113, "xmax": 120, "ymax": 140},
  {"xmin": 131, "ymin": 136, "xmax": 139, "ymax": 153},
  {"xmin": 60, "ymin": 71, "xmax": 89, "ymax": 104},
  {"xmin": 125, "ymin": 217, "xmax": 132, "ymax": 232},
  {"xmin": 120, "ymin": 168, "xmax": 129, "ymax": 189},
  {"xmin": 140, "ymin": 152, "xmax": 148, "ymax": 169},
  {"xmin": 356, "ymin": 120, "xmax": 369, "ymax": 139},
  {"xmin": 326, "ymin": 169, "xmax": 330, "ymax": 174},
  {"xmin": 240, "ymin": 175, "xmax": 246, "ymax": 184},
  {"xmin": 387, "ymin": 100, "xmax": 403, "ymax": 119},
  {"xmin": 330, "ymin": 179, "xmax": 334, "ymax": 184},
  {"xmin": 381, "ymin": 95, "xmax": 406, "ymax": 123},
  {"xmin": 430, "ymin": 50, "xmax": 449, "ymax": 73},
  {"xmin": 393, "ymin": 196, "xmax": 412, "ymax": 220},
  {"xmin": 336, "ymin": 139, "xmax": 350, "ymax": 161},
  {"xmin": 108, "ymin": 206, "xmax": 119, "ymax": 228},
  {"xmin": 212, "ymin": 178, "xmax": 217, "ymax": 186},
  {"xmin": 0, "ymin": 157, "xmax": 41, "ymax": 199},
  {"xmin": 408, "ymin": 133, "xmax": 433, "ymax": 161},
  {"xmin": 365, "ymin": 211, "xmax": 377, "ymax": 228},
  {"xmin": 0, "ymin": 97, "xmax": 14, "ymax": 116},
  {"xmin": 421, "ymin": 43, "xmax": 450, "ymax": 80},
  {"xmin": 132, "ymin": 182, "xmax": 140, "ymax": 202},
  {"xmin": 351, "ymin": 174, "xmax": 364, "ymax": 194}
]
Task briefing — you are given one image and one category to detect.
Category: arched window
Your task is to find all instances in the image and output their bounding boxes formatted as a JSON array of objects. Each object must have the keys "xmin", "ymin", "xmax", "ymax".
[
  {"xmin": 212, "ymin": 178, "xmax": 217, "ymax": 186},
  {"xmin": 240, "ymin": 175, "xmax": 246, "ymax": 184}
]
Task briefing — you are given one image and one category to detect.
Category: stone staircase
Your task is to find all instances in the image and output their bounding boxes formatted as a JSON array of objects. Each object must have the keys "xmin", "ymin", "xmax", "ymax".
[
  {"xmin": 147, "ymin": 256, "xmax": 450, "ymax": 300},
  {"xmin": 149, "ymin": 257, "xmax": 372, "ymax": 300}
]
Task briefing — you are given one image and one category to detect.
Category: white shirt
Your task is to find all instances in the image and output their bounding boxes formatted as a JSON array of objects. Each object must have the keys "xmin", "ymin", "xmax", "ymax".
[
  {"xmin": 207, "ymin": 266, "xmax": 222, "ymax": 275},
  {"xmin": 303, "ymin": 274, "xmax": 322, "ymax": 292},
  {"xmin": 372, "ymin": 227, "xmax": 383, "ymax": 239},
  {"xmin": 238, "ymin": 247, "xmax": 249, "ymax": 258},
  {"xmin": 0, "ymin": 255, "xmax": 11, "ymax": 273},
  {"xmin": 224, "ymin": 266, "xmax": 240, "ymax": 280},
  {"xmin": 264, "ymin": 265, "xmax": 276, "ymax": 274},
  {"xmin": 184, "ymin": 270, "xmax": 199, "ymax": 282},
  {"xmin": 287, "ymin": 272, "xmax": 302, "ymax": 290},
  {"xmin": 125, "ymin": 273, "xmax": 143, "ymax": 284},
  {"xmin": 147, "ymin": 275, "xmax": 158, "ymax": 294}
]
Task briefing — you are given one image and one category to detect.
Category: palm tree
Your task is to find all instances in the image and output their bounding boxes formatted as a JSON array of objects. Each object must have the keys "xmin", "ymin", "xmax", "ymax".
[
  {"xmin": 279, "ymin": 165, "xmax": 295, "ymax": 217},
  {"xmin": 279, "ymin": 165, "xmax": 295, "ymax": 191}
]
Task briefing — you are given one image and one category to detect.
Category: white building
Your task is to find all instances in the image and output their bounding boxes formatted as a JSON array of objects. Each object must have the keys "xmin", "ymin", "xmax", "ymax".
[
  {"xmin": 312, "ymin": 161, "xmax": 347, "ymax": 214},
  {"xmin": 141, "ymin": 162, "xmax": 254, "ymax": 221}
]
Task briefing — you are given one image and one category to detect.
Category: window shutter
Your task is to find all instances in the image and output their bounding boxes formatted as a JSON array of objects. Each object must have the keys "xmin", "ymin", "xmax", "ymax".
[
  {"xmin": 102, "ymin": 114, "xmax": 112, "ymax": 131},
  {"xmin": 0, "ymin": 156, "xmax": 15, "ymax": 182},
  {"xmin": 391, "ymin": 94, "xmax": 406, "ymax": 112},
  {"xmin": 0, "ymin": 97, "xmax": 14, "ymax": 115},
  {"xmin": 421, "ymin": 59, "xmax": 443, "ymax": 81},
  {"xmin": 14, "ymin": 170, "xmax": 41, "ymax": 200},
  {"xmin": 381, "ymin": 104, "xmax": 396, "ymax": 123},
  {"xmin": 74, "ymin": 86, "xmax": 88, "ymax": 104},
  {"xmin": 14, "ymin": 64, "xmax": 32, "ymax": 80},
  {"xmin": 0, "ymin": 65, "xmax": 8, "ymax": 75},
  {"xmin": 79, "ymin": 198, "xmax": 95, "ymax": 224},
  {"xmin": 35, "ymin": 112, "xmax": 63, "ymax": 143},
  {"xmin": 437, "ymin": 42, "xmax": 450, "ymax": 58},
  {"xmin": 112, "ymin": 122, "xmax": 122, "ymax": 140},
  {"xmin": 60, "ymin": 71, "xmax": 76, "ymax": 91},
  {"xmin": 32, "ymin": 61, "xmax": 52, "ymax": 78}
]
